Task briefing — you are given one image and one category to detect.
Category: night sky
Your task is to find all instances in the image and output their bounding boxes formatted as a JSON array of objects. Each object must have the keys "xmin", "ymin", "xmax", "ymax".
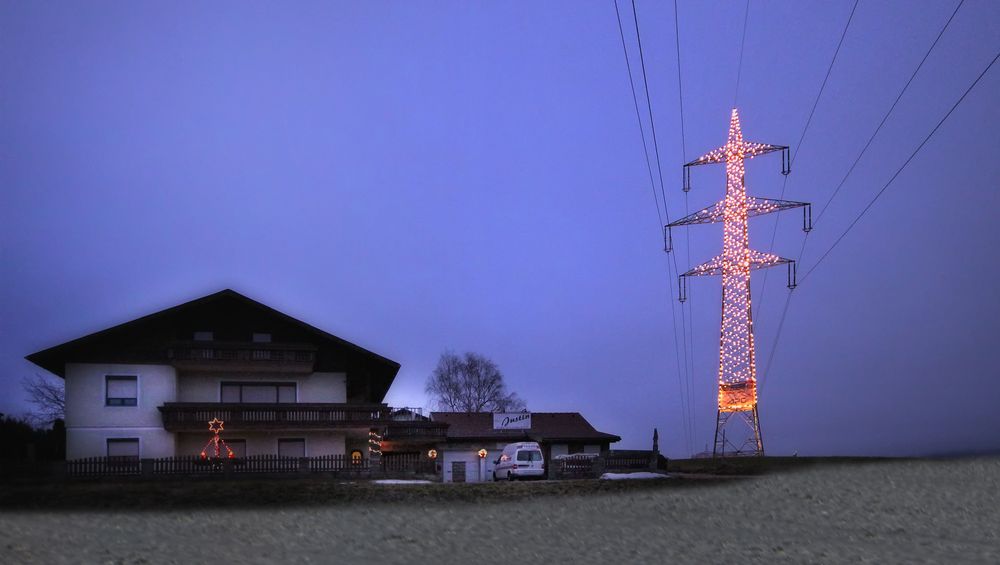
[{"xmin": 2, "ymin": 1, "xmax": 998, "ymax": 457}]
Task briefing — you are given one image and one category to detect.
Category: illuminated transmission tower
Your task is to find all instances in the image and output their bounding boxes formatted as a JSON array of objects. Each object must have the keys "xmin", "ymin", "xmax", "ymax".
[{"xmin": 665, "ymin": 109, "xmax": 811, "ymax": 457}]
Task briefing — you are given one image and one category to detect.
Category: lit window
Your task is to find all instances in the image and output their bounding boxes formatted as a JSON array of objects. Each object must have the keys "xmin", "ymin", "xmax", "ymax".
[{"xmin": 106, "ymin": 376, "xmax": 137, "ymax": 406}]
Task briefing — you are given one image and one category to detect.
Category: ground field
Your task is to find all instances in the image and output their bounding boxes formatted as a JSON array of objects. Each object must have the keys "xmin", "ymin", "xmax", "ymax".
[{"xmin": 1, "ymin": 457, "xmax": 998, "ymax": 563}]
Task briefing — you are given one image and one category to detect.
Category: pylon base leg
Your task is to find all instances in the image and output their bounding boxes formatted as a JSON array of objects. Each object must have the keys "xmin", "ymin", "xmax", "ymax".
[{"xmin": 712, "ymin": 405, "xmax": 764, "ymax": 458}]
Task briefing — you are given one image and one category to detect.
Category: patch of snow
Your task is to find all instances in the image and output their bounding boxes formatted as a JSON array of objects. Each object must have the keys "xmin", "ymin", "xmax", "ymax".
[
  {"xmin": 599, "ymin": 472, "xmax": 670, "ymax": 480},
  {"xmin": 373, "ymin": 479, "xmax": 434, "ymax": 485}
]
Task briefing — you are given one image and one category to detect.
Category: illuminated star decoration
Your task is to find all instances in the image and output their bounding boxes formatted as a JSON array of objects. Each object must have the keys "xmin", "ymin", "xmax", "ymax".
[
  {"xmin": 208, "ymin": 418, "xmax": 225, "ymax": 433},
  {"xmin": 200, "ymin": 418, "xmax": 234, "ymax": 460}
]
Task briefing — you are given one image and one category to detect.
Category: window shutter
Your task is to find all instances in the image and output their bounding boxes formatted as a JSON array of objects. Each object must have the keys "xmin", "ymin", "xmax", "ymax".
[
  {"xmin": 107, "ymin": 377, "xmax": 137, "ymax": 399},
  {"xmin": 278, "ymin": 439, "xmax": 305, "ymax": 458},
  {"xmin": 107, "ymin": 439, "xmax": 139, "ymax": 458}
]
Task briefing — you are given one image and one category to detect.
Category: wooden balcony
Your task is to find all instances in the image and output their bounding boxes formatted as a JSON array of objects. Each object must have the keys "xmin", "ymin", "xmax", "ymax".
[
  {"xmin": 166, "ymin": 341, "xmax": 317, "ymax": 373},
  {"xmin": 159, "ymin": 403, "xmax": 390, "ymax": 431},
  {"xmin": 383, "ymin": 421, "xmax": 449, "ymax": 443}
]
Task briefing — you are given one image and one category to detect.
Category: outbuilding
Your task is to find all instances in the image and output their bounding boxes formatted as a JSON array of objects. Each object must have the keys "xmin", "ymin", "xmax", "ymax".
[{"xmin": 431, "ymin": 412, "xmax": 621, "ymax": 482}]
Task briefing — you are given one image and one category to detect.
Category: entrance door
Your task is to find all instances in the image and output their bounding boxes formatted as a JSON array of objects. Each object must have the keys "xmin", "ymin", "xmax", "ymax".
[{"xmin": 451, "ymin": 461, "xmax": 466, "ymax": 483}]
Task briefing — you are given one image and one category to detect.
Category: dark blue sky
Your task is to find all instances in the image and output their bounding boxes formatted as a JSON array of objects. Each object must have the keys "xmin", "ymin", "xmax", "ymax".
[{"xmin": 2, "ymin": 1, "xmax": 998, "ymax": 457}]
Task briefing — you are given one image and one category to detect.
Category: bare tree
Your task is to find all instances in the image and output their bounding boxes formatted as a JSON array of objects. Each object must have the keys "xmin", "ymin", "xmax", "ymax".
[
  {"xmin": 425, "ymin": 351, "xmax": 526, "ymax": 412},
  {"xmin": 22, "ymin": 374, "xmax": 64, "ymax": 425}
]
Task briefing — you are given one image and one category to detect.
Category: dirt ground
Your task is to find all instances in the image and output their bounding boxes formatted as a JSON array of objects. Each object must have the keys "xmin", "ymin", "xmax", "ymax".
[{"xmin": 1, "ymin": 457, "xmax": 998, "ymax": 564}]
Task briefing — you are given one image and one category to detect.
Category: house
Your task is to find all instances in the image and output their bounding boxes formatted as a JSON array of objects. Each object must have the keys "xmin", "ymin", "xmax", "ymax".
[
  {"xmin": 430, "ymin": 412, "xmax": 621, "ymax": 483},
  {"xmin": 25, "ymin": 289, "xmax": 404, "ymax": 462}
]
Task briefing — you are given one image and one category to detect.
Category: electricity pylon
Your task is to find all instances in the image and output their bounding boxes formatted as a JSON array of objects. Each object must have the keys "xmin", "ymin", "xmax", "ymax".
[{"xmin": 665, "ymin": 109, "xmax": 811, "ymax": 457}]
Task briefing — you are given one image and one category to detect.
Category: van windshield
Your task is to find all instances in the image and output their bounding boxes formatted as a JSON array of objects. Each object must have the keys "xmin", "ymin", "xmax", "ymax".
[{"xmin": 516, "ymin": 450, "xmax": 543, "ymax": 462}]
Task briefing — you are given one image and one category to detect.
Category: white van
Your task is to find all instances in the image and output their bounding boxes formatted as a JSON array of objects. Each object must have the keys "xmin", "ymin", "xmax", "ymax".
[{"xmin": 493, "ymin": 442, "xmax": 545, "ymax": 481}]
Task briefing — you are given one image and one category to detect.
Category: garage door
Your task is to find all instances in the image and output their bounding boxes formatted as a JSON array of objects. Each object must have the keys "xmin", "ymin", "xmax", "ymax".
[
  {"xmin": 452, "ymin": 461, "xmax": 466, "ymax": 483},
  {"xmin": 443, "ymin": 451, "xmax": 484, "ymax": 483}
]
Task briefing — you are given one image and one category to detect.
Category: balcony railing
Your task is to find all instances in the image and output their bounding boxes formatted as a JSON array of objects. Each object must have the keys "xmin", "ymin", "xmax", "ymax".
[
  {"xmin": 159, "ymin": 403, "xmax": 390, "ymax": 431},
  {"xmin": 166, "ymin": 341, "xmax": 317, "ymax": 372}
]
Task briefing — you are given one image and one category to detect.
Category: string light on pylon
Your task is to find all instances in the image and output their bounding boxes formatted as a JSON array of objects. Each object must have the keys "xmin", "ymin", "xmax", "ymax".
[{"xmin": 666, "ymin": 108, "xmax": 812, "ymax": 457}]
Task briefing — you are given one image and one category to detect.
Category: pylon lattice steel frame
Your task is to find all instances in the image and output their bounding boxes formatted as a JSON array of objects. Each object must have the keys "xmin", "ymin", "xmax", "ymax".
[{"xmin": 666, "ymin": 109, "xmax": 811, "ymax": 457}]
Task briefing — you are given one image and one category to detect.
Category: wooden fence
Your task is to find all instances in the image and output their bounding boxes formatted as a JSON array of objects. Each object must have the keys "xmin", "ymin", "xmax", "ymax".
[
  {"xmin": 551, "ymin": 450, "xmax": 668, "ymax": 480},
  {"xmin": 381, "ymin": 452, "xmax": 435, "ymax": 474},
  {"xmin": 66, "ymin": 456, "xmax": 142, "ymax": 477},
  {"xmin": 61, "ymin": 454, "xmax": 434, "ymax": 480}
]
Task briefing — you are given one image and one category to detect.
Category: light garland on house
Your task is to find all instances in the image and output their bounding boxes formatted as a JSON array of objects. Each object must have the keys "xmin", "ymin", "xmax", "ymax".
[
  {"xmin": 368, "ymin": 430, "xmax": 383, "ymax": 457},
  {"xmin": 199, "ymin": 418, "xmax": 234, "ymax": 460}
]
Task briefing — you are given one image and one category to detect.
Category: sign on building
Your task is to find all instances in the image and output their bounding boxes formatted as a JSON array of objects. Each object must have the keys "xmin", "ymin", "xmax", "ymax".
[{"xmin": 493, "ymin": 412, "xmax": 531, "ymax": 430}]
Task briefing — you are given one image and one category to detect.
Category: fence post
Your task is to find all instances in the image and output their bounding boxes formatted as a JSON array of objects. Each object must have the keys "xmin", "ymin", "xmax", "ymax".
[
  {"xmin": 594, "ymin": 456, "xmax": 606, "ymax": 478},
  {"xmin": 141, "ymin": 458, "xmax": 154, "ymax": 478},
  {"xmin": 298, "ymin": 457, "xmax": 310, "ymax": 474}
]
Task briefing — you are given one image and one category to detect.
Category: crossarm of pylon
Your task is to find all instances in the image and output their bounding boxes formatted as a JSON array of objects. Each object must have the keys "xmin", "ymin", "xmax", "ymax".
[
  {"xmin": 667, "ymin": 201, "xmax": 724, "ymax": 227},
  {"xmin": 681, "ymin": 251, "xmax": 792, "ymax": 278},
  {"xmin": 685, "ymin": 141, "xmax": 789, "ymax": 167},
  {"xmin": 681, "ymin": 255, "xmax": 724, "ymax": 277},
  {"xmin": 668, "ymin": 197, "xmax": 808, "ymax": 229},
  {"xmin": 747, "ymin": 249, "xmax": 793, "ymax": 271},
  {"xmin": 747, "ymin": 197, "xmax": 809, "ymax": 219}
]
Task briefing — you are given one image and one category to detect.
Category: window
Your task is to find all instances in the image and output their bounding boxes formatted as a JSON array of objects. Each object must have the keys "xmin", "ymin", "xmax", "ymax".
[
  {"xmin": 193, "ymin": 331, "xmax": 214, "ymax": 341},
  {"xmin": 278, "ymin": 438, "xmax": 305, "ymax": 458},
  {"xmin": 252, "ymin": 332, "xmax": 272, "ymax": 343},
  {"xmin": 221, "ymin": 382, "xmax": 296, "ymax": 403},
  {"xmin": 226, "ymin": 439, "xmax": 247, "ymax": 459},
  {"xmin": 107, "ymin": 438, "xmax": 139, "ymax": 458},
  {"xmin": 516, "ymin": 450, "xmax": 543, "ymax": 462},
  {"xmin": 106, "ymin": 376, "xmax": 138, "ymax": 406}
]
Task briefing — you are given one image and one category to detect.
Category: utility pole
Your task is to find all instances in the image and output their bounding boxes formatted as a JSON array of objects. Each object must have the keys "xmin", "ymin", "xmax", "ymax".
[{"xmin": 665, "ymin": 109, "xmax": 811, "ymax": 457}]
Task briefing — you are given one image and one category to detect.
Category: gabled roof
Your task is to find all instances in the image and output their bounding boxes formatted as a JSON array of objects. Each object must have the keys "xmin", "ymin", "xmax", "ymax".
[
  {"xmin": 25, "ymin": 289, "xmax": 400, "ymax": 400},
  {"xmin": 430, "ymin": 412, "xmax": 621, "ymax": 443}
]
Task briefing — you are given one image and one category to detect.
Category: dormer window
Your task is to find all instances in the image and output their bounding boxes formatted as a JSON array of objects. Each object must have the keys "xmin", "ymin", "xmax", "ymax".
[
  {"xmin": 252, "ymin": 332, "xmax": 272, "ymax": 343},
  {"xmin": 193, "ymin": 331, "xmax": 214, "ymax": 342}
]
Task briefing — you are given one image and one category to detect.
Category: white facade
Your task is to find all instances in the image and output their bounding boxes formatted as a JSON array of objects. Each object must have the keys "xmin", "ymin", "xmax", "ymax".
[
  {"xmin": 441, "ymin": 443, "xmax": 504, "ymax": 483},
  {"xmin": 176, "ymin": 371, "xmax": 346, "ymax": 403},
  {"xmin": 176, "ymin": 431, "xmax": 346, "ymax": 457},
  {"xmin": 65, "ymin": 363, "xmax": 178, "ymax": 459},
  {"xmin": 64, "ymin": 362, "xmax": 352, "ymax": 459}
]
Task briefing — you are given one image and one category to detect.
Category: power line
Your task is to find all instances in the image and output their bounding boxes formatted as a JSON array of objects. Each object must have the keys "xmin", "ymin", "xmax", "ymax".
[
  {"xmin": 612, "ymin": 0, "xmax": 693, "ymax": 455},
  {"xmin": 733, "ymin": 0, "xmax": 751, "ymax": 107},
  {"xmin": 754, "ymin": 0, "xmax": 859, "ymax": 321},
  {"xmin": 672, "ymin": 0, "xmax": 697, "ymax": 453},
  {"xmin": 761, "ymin": 1, "xmax": 970, "ymax": 391},
  {"xmin": 801, "ymin": 48, "xmax": 1000, "ymax": 284},
  {"xmin": 630, "ymin": 0, "xmax": 673, "ymax": 224},
  {"xmin": 629, "ymin": 0, "xmax": 699, "ymax": 455},
  {"xmin": 612, "ymin": 0, "xmax": 664, "ymax": 229},
  {"xmin": 812, "ymin": 0, "xmax": 965, "ymax": 228}
]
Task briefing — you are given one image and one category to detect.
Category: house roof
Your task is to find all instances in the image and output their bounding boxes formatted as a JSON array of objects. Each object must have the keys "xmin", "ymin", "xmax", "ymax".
[
  {"xmin": 25, "ymin": 289, "xmax": 401, "ymax": 401},
  {"xmin": 430, "ymin": 412, "xmax": 621, "ymax": 443}
]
